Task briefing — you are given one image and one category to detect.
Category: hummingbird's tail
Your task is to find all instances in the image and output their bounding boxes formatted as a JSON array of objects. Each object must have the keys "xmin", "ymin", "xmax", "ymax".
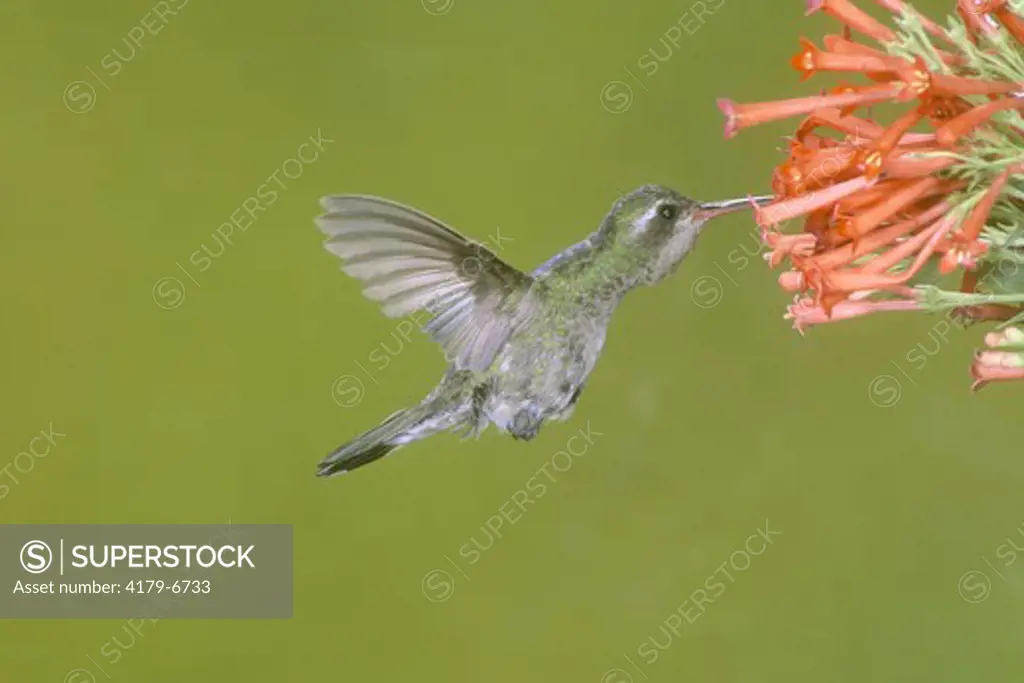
[
  {"xmin": 317, "ymin": 371, "xmax": 479, "ymax": 477},
  {"xmin": 315, "ymin": 407, "xmax": 427, "ymax": 476}
]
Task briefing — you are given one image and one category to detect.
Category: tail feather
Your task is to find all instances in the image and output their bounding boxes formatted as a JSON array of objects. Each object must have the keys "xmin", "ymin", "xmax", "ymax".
[
  {"xmin": 318, "ymin": 440, "xmax": 396, "ymax": 475},
  {"xmin": 317, "ymin": 409, "xmax": 420, "ymax": 477}
]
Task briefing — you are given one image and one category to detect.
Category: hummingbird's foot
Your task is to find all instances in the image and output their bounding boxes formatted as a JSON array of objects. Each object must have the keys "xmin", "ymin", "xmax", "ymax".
[{"xmin": 509, "ymin": 407, "xmax": 542, "ymax": 441}]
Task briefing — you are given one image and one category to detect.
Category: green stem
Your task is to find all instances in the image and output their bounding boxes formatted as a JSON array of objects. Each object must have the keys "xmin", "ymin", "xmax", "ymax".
[{"xmin": 916, "ymin": 285, "xmax": 1024, "ymax": 309}]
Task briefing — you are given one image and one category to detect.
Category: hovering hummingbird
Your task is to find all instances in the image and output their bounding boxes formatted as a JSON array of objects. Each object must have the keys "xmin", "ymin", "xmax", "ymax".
[{"xmin": 314, "ymin": 185, "xmax": 770, "ymax": 476}]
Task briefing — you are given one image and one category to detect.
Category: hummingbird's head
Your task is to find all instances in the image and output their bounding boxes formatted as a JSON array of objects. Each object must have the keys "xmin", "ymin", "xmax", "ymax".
[{"xmin": 601, "ymin": 184, "xmax": 770, "ymax": 286}]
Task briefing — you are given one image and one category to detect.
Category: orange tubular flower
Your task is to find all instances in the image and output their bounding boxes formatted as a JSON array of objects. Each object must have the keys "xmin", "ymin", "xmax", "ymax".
[
  {"xmin": 822, "ymin": 34, "xmax": 886, "ymax": 56},
  {"xmin": 898, "ymin": 58, "xmax": 1024, "ymax": 98},
  {"xmin": 957, "ymin": 0, "xmax": 1024, "ymax": 43},
  {"xmin": 807, "ymin": 0, "xmax": 897, "ymax": 43},
  {"xmin": 754, "ymin": 176, "xmax": 876, "ymax": 225},
  {"xmin": 830, "ymin": 29, "xmax": 965, "ymax": 73},
  {"xmin": 835, "ymin": 176, "xmax": 942, "ymax": 238},
  {"xmin": 966, "ymin": 0, "xmax": 1006, "ymax": 9},
  {"xmin": 833, "ymin": 179, "xmax": 915, "ymax": 213},
  {"xmin": 962, "ymin": 166, "xmax": 1018, "ymax": 239},
  {"xmin": 779, "ymin": 271, "xmax": 808, "ymax": 291},
  {"xmin": 930, "ymin": 72, "xmax": 1023, "ymax": 96},
  {"xmin": 971, "ymin": 350, "xmax": 1024, "ymax": 391},
  {"xmin": 935, "ymin": 97, "xmax": 1024, "ymax": 145},
  {"xmin": 993, "ymin": 6, "xmax": 1024, "ymax": 44},
  {"xmin": 765, "ymin": 232, "xmax": 819, "ymax": 267},
  {"xmin": 788, "ymin": 146, "xmax": 863, "ymax": 189},
  {"xmin": 794, "ymin": 107, "xmax": 937, "ymax": 145},
  {"xmin": 795, "ymin": 108, "xmax": 883, "ymax": 140},
  {"xmin": 957, "ymin": 0, "xmax": 1001, "ymax": 39},
  {"xmin": 881, "ymin": 151, "xmax": 958, "ymax": 178},
  {"xmin": 862, "ymin": 213, "xmax": 955, "ymax": 272},
  {"xmin": 786, "ymin": 296, "xmax": 922, "ymax": 333},
  {"xmin": 945, "ymin": 104, "xmax": 1022, "ymax": 146},
  {"xmin": 717, "ymin": 83, "xmax": 908, "ymax": 138},
  {"xmin": 791, "ymin": 38, "xmax": 907, "ymax": 80},
  {"xmin": 718, "ymin": 0, "xmax": 1024, "ymax": 390}
]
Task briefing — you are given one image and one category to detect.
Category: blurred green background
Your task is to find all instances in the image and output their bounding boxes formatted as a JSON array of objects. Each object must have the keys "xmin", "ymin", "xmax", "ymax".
[{"xmin": 3, "ymin": 0, "xmax": 1024, "ymax": 680}]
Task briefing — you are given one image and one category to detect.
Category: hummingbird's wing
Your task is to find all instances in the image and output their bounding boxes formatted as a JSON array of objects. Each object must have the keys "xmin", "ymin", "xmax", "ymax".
[{"xmin": 316, "ymin": 195, "xmax": 538, "ymax": 372}]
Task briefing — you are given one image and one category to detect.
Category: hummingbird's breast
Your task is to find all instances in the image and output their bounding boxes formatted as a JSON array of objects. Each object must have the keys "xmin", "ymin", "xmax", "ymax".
[{"xmin": 482, "ymin": 310, "xmax": 609, "ymax": 438}]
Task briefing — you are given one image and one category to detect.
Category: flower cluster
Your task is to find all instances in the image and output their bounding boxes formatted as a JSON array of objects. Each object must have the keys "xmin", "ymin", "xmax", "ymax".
[{"xmin": 719, "ymin": 0, "xmax": 1024, "ymax": 390}]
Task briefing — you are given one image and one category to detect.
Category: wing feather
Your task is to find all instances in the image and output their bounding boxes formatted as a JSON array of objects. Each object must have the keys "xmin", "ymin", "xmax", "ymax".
[
  {"xmin": 343, "ymin": 257, "xmax": 452, "ymax": 281},
  {"xmin": 315, "ymin": 195, "xmax": 539, "ymax": 371}
]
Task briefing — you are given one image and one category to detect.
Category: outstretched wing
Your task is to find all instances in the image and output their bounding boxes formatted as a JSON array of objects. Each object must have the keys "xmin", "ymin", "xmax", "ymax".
[{"xmin": 316, "ymin": 195, "xmax": 538, "ymax": 372}]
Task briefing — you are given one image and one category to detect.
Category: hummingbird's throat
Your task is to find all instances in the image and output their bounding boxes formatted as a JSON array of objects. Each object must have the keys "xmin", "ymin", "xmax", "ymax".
[{"xmin": 569, "ymin": 241, "xmax": 647, "ymax": 300}]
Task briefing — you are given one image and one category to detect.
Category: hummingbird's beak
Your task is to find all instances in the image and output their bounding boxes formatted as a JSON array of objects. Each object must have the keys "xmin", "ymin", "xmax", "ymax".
[{"xmin": 695, "ymin": 195, "xmax": 774, "ymax": 222}]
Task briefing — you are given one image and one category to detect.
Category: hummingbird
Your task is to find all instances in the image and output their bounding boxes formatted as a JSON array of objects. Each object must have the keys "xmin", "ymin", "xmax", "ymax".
[{"xmin": 314, "ymin": 185, "xmax": 770, "ymax": 476}]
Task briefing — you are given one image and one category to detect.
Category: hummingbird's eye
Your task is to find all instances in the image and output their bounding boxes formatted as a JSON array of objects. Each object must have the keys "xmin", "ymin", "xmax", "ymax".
[{"xmin": 658, "ymin": 203, "xmax": 680, "ymax": 220}]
